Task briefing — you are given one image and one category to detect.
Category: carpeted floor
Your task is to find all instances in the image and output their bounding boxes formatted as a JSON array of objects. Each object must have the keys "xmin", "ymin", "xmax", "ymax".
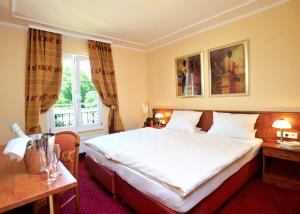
[{"xmin": 61, "ymin": 158, "xmax": 300, "ymax": 214}]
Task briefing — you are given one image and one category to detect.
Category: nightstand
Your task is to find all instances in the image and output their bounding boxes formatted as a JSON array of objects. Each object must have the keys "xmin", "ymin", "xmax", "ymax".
[{"xmin": 262, "ymin": 141, "xmax": 300, "ymax": 191}]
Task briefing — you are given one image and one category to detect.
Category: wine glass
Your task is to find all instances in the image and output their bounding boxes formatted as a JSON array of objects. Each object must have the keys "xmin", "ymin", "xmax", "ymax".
[
  {"xmin": 41, "ymin": 147, "xmax": 55, "ymax": 185},
  {"xmin": 51, "ymin": 144, "xmax": 61, "ymax": 178}
]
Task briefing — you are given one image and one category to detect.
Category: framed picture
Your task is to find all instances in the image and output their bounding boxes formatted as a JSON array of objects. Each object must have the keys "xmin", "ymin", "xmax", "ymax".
[
  {"xmin": 208, "ymin": 40, "xmax": 249, "ymax": 96},
  {"xmin": 175, "ymin": 52, "xmax": 204, "ymax": 97}
]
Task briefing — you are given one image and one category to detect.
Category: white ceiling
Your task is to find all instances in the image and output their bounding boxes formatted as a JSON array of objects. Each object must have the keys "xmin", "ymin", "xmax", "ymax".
[{"xmin": 0, "ymin": 0, "xmax": 289, "ymax": 51}]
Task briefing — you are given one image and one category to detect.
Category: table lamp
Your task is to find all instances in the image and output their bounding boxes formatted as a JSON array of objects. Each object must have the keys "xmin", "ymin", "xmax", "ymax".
[
  {"xmin": 272, "ymin": 119, "xmax": 292, "ymax": 143},
  {"xmin": 155, "ymin": 113, "xmax": 164, "ymax": 126}
]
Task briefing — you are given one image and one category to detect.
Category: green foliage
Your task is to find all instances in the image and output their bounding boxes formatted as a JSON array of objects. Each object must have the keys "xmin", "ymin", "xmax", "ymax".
[
  {"xmin": 55, "ymin": 93, "xmax": 68, "ymax": 106},
  {"xmin": 80, "ymin": 70, "xmax": 96, "ymax": 105},
  {"xmin": 58, "ymin": 66, "xmax": 73, "ymax": 106},
  {"xmin": 55, "ymin": 66, "xmax": 98, "ymax": 109},
  {"xmin": 55, "ymin": 120, "xmax": 64, "ymax": 127},
  {"xmin": 85, "ymin": 91, "xmax": 98, "ymax": 108}
]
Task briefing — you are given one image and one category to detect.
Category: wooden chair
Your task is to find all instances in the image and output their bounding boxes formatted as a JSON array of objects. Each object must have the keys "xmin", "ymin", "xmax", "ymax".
[
  {"xmin": 34, "ymin": 131, "xmax": 80, "ymax": 214},
  {"xmin": 55, "ymin": 131, "xmax": 80, "ymax": 213}
]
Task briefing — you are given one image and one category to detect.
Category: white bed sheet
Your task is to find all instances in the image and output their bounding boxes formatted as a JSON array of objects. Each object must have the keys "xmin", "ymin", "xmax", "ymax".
[
  {"xmin": 85, "ymin": 145, "xmax": 117, "ymax": 171},
  {"xmin": 85, "ymin": 128, "xmax": 256, "ymax": 197},
  {"xmin": 85, "ymin": 135, "xmax": 262, "ymax": 213}
]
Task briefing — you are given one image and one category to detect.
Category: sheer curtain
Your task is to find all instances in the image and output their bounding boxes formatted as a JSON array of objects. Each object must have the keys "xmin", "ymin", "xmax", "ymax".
[
  {"xmin": 88, "ymin": 41, "xmax": 124, "ymax": 133},
  {"xmin": 25, "ymin": 28, "xmax": 62, "ymax": 134}
]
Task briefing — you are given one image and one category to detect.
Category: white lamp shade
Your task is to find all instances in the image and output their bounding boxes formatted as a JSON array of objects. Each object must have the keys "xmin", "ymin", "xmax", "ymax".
[
  {"xmin": 155, "ymin": 113, "xmax": 164, "ymax": 119},
  {"xmin": 272, "ymin": 119, "xmax": 292, "ymax": 129}
]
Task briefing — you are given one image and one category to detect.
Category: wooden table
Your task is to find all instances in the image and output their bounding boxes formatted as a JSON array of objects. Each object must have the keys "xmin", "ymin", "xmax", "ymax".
[
  {"xmin": 0, "ymin": 146, "xmax": 77, "ymax": 213},
  {"xmin": 262, "ymin": 141, "xmax": 300, "ymax": 190}
]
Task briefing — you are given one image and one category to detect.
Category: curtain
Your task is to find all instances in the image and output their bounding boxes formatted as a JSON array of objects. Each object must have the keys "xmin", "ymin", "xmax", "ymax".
[
  {"xmin": 25, "ymin": 28, "xmax": 62, "ymax": 135},
  {"xmin": 88, "ymin": 41, "xmax": 124, "ymax": 133}
]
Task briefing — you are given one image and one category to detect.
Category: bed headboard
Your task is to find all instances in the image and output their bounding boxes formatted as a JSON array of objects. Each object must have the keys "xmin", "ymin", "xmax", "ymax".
[{"xmin": 152, "ymin": 108, "xmax": 300, "ymax": 141}]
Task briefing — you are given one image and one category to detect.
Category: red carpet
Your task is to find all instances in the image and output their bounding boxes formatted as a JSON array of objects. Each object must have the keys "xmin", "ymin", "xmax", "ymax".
[
  {"xmin": 62, "ymin": 158, "xmax": 131, "ymax": 214},
  {"xmin": 62, "ymin": 158, "xmax": 300, "ymax": 214},
  {"xmin": 218, "ymin": 177, "xmax": 300, "ymax": 213}
]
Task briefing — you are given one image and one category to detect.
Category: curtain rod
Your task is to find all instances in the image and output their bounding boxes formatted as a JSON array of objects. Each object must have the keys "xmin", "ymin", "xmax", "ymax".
[{"xmin": 28, "ymin": 24, "xmax": 112, "ymax": 44}]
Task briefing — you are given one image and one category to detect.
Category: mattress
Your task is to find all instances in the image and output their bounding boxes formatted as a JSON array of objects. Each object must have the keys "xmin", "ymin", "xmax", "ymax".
[
  {"xmin": 85, "ymin": 144, "xmax": 117, "ymax": 172},
  {"xmin": 85, "ymin": 133, "xmax": 262, "ymax": 213},
  {"xmin": 86, "ymin": 128, "xmax": 258, "ymax": 197}
]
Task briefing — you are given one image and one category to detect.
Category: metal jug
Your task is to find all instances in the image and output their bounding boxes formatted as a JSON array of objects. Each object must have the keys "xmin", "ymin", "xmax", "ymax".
[{"xmin": 23, "ymin": 133, "xmax": 55, "ymax": 174}]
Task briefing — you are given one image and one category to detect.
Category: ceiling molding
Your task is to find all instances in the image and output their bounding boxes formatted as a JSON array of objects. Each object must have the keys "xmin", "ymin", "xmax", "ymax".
[
  {"xmin": 0, "ymin": 20, "xmax": 26, "ymax": 29},
  {"xmin": 4, "ymin": 0, "xmax": 291, "ymax": 52},
  {"xmin": 11, "ymin": 15, "xmax": 144, "ymax": 46},
  {"xmin": 146, "ymin": 0, "xmax": 290, "ymax": 52},
  {"xmin": 144, "ymin": 0, "xmax": 257, "ymax": 46},
  {"xmin": 0, "ymin": 20, "xmax": 147, "ymax": 52},
  {"xmin": 112, "ymin": 44, "xmax": 147, "ymax": 53},
  {"xmin": 28, "ymin": 24, "xmax": 112, "ymax": 44},
  {"xmin": 11, "ymin": 0, "xmax": 144, "ymax": 47}
]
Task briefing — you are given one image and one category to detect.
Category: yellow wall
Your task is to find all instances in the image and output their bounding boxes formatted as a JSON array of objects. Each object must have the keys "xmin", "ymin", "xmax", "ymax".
[
  {"xmin": 297, "ymin": 0, "xmax": 300, "ymax": 78},
  {"xmin": 0, "ymin": 26, "xmax": 148, "ymax": 144},
  {"xmin": 0, "ymin": 0, "xmax": 299, "ymax": 145},
  {"xmin": 0, "ymin": 26, "xmax": 27, "ymax": 144},
  {"xmin": 147, "ymin": 0, "xmax": 300, "ymax": 112}
]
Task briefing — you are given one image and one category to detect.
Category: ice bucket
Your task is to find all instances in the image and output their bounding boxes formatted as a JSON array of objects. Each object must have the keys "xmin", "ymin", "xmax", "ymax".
[{"xmin": 23, "ymin": 133, "xmax": 55, "ymax": 174}]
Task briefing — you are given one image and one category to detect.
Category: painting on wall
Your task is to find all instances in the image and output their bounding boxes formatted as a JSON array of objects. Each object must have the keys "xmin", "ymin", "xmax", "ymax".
[
  {"xmin": 175, "ymin": 52, "xmax": 204, "ymax": 97},
  {"xmin": 208, "ymin": 40, "xmax": 249, "ymax": 96}
]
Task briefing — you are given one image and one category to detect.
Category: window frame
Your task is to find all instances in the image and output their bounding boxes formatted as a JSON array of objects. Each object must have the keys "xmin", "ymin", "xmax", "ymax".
[{"xmin": 48, "ymin": 53, "xmax": 104, "ymax": 133}]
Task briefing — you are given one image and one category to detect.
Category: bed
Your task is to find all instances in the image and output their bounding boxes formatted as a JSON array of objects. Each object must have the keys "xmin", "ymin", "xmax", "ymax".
[{"xmin": 84, "ymin": 109, "xmax": 300, "ymax": 213}]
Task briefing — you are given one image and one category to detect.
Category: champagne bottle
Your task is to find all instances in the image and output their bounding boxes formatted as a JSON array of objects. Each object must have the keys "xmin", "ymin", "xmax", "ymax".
[{"xmin": 10, "ymin": 123, "xmax": 31, "ymax": 140}]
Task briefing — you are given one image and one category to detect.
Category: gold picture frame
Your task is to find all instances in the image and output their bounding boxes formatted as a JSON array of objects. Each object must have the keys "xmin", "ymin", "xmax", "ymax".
[
  {"xmin": 208, "ymin": 40, "xmax": 249, "ymax": 97},
  {"xmin": 175, "ymin": 51, "xmax": 204, "ymax": 97}
]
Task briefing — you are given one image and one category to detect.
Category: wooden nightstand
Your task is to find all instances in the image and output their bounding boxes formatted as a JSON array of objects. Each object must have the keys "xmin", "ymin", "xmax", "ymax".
[{"xmin": 262, "ymin": 141, "xmax": 300, "ymax": 191}]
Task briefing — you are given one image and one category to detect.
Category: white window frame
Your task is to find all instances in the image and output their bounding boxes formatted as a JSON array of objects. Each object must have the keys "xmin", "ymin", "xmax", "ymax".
[{"xmin": 48, "ymin": 54, "xmax": 103, "ymax": 133}]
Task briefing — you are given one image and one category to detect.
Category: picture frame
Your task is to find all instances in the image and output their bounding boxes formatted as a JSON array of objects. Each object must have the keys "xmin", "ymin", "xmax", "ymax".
[
  {"xmin": 175, "ymin": 51, "xmax": 204, "ymax": 97},
  {"xmin": 208, "ymin": 40, "xmax": 249, "ymax": 97}
]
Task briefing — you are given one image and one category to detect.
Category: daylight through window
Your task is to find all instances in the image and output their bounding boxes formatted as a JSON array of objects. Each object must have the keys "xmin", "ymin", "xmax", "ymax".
[{"xmin": 49, "ymin": 54, "xmax": 103, "ymax": 132}]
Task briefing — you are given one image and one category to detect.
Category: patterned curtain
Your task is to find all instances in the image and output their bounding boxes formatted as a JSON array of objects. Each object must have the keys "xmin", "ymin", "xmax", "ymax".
[
  {"xmin": 88, "ymin": 41, "xmax": 124, "ymax": 133},
  {"xmin": 25, "ymin": 28, "xmax": 62, "ymax": 135}
]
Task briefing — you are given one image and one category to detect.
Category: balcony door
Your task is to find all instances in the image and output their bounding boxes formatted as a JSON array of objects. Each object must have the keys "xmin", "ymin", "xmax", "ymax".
[{"xmin": 48, "ymin": 54, "xmax": 103, "ymax": 132}]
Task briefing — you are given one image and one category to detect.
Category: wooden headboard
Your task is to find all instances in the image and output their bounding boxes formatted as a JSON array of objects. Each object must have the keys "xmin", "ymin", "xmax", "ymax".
[{"xmin": 153, "ymin": 108, "xmax": 300, "ymax": 141}]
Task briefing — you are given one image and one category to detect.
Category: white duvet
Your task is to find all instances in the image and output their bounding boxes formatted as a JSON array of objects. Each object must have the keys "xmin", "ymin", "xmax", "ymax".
[{"xmin": 84, "ymin": 128, "xmax": 253, "ymax": 197}]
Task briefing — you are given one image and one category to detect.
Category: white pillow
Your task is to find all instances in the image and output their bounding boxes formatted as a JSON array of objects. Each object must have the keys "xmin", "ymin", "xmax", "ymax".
[
  {"xmin": 166, "ymin": 110, "xmax": 202, "ymax": 133},
  {"xmin": 207, "ymin": 112, "xmax": 259, "ymax": 140}
]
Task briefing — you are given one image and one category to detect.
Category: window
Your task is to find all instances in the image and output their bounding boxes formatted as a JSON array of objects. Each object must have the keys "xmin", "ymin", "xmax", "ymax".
[{"xmin": 48, "ymin": 54, "xmax": 103, "ymax": 132}]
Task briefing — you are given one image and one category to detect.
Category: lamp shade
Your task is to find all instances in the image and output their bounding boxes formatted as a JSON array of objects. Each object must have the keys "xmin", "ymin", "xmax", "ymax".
[
  {"xmin": 155, "ymin": 113, "xmax": 164, "ymax": 119},
  {"xmin": 272, "ymin": 119, "xmax": 292, "ymax": 129}
]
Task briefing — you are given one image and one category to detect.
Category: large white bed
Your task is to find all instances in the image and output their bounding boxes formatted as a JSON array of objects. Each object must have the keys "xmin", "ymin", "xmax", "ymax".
[{"xmin": 84, "ymin": 127, "xmax": 262, "ymax": 213}]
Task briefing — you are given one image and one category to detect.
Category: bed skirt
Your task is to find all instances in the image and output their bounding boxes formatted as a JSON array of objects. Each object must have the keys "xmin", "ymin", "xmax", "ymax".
[
  {"xmin": 85, "ymin": 155, "xmax": 116, "ymax": 194},
  {"xmin": 85, "ymin": 153, "xmax": 261, "ymax": 213}
]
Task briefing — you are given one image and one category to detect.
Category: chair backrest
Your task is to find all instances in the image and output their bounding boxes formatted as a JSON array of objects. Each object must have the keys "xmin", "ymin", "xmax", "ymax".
[{"xmin": 55, "ymin": 131, "xmax": 80, "ymax": 179}]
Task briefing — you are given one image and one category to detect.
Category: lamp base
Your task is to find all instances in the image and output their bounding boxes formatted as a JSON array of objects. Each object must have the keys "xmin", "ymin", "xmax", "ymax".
[{"xmin": 276, "ymin": 139, "xmax": 287, "ymax": 144}]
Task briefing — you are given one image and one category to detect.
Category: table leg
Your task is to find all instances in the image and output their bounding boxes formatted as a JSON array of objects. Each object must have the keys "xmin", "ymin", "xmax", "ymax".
[
  {"xmin": 48, "ymin": 195, "xmax": 54, "ymax": 214},
  {"xmin": 48, "ymin": 194, "xmax": 61, "ymax": 214}
]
